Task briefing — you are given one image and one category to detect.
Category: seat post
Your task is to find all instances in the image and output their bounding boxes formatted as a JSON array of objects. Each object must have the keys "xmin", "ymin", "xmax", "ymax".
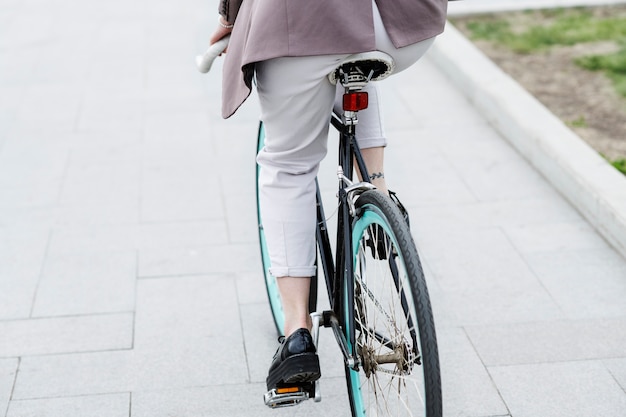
[{"xmin": 338, "ymin": 68, "xmax": 371, "ymax": 126}]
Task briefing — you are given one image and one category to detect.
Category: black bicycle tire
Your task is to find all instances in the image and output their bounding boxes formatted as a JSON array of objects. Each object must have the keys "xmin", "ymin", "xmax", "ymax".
[
  {"xmin": 344, "ymin": 190, "xmax": 442, "ymax": 417},
  {"xmin": 256, "ymin": 121, "xmax": 318, "ymax": 336}
]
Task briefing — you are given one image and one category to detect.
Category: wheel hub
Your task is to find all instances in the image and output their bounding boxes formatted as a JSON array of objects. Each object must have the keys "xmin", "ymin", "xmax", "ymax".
[{"xmin": 359, "ymin": 340, "xmax": 415, "ymax": 378}]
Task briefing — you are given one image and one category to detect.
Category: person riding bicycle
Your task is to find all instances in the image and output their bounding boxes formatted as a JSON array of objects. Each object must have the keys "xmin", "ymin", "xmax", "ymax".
[{"xmin": 209, "ymin": 0, "xmax": 447, "ymax": 393}]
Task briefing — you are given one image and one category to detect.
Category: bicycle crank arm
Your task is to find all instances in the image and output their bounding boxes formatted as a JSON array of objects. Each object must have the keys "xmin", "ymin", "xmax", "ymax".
[{"xmin": 323, "ymin": 311, "xmax": 360, "ymax": 370}]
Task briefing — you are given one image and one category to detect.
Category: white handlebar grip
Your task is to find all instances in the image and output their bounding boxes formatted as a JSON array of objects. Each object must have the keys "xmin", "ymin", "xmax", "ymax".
[{"xmin": 196, "ymin": 35, "xmax": 230, "ymax": 73}]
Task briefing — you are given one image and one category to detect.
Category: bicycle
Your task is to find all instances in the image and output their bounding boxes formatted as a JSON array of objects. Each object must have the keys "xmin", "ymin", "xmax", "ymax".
[{"xmin": 198, "ymin": 40, "xmax": 442, "ymax": 417}]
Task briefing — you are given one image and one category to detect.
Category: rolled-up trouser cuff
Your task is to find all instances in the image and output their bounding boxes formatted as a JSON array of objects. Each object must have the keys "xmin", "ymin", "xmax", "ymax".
[
  {"xmin": 269, "ymin": 266, "xmax": 317, "ymax": 278},
  {"xmin": 357, "ymin": 136, "xmax": 388, "ymax": 149}
]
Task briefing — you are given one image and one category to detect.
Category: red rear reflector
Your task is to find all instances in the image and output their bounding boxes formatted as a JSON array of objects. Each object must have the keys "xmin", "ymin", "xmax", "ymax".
[{"xmin": 343, "ymin": 92, "xmax": 368, "ymax": 111}]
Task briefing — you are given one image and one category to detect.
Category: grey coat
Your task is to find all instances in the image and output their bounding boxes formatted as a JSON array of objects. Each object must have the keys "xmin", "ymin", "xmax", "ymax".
[{"xmin": 219, "ymin": 0, "xmax": 448, "ymax": 118}]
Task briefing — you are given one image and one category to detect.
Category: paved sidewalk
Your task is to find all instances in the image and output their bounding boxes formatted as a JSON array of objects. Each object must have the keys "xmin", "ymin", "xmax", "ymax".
[{"xmin": 1, "ymin": 0, "xmax": 626, "ymax": 416}]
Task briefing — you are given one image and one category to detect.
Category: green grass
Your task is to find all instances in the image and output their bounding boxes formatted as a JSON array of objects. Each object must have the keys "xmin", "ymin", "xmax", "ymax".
[
  {"xmin": 575, "ymin": 46, "xmax": 626, "ymax": 97},
  {"xmin": 458, "ymin": 8, "xmax": 626, "ymax": 97},
  {"xmin": 611, "ymin": 158, "xmax": 626, "ymax": 175},
  {"xmin": 601, "ymin": 154, "xmax": 626, "ymax": 175},
  {"xmin": 567, "ymin": 116, "xmax": 588, "ymax": 128},
  {"xmin": 462, "ymin": 8, "xmax": 626, "ymax": 53},
  {"xmin": 458, "ymin": 8, "xmax": 626, "ymax": 176}
]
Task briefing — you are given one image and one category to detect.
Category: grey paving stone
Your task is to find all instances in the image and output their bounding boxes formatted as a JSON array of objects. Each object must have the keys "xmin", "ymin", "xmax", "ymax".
[
  {"xmin": 503, "ymin": 220, "xmax": 611, "ymax": 254},
  {"xmin": 142, "ymin": 93, "xmax": 211, "ymax": 118},
  {"xmin": 137, "ymin": 242, "xmax": 259, "ymax": 277},
  {"xmin": 416, "ymin": 227, "xmax": 563, "ymax": 325},
  {"xmin": 76, "ymin": 94, "xmax": 144, "ymax": 133},
  {"xmin": 131, "ymin": 379, "xmax": 353, "ymax": 417},
  {"xmin": 0, "ymin": 226, "xmax": 49, "ymax": 319},
  {"xmin": 0, "ymin": 313, "xmax": 133, "ymax": 357},
  {"xmin": 0, "ymin": 183, "xmax": 60, "ymax": 210},
  {"xmin": 235, "ymin": 271, "xmax": 271, "ymax": 305},
  {"xmin": 524, "ymin": 248, "xmax": 626, "ymax": 319},
  {"xmin": 0, "ymin": 359, "xmax": 18, "ymax": 417},
  {"xmin": 416, "ymin": 261, "xmax": 453, "ymax": 326},
  {"xmin": 133, "ymin": 275, "xmax": 245, "ymax": 351},
  {"xmin": 0, "ymin": 111, "xmax": 16, "ymax": 151},
  {"xmin": 143, "ymin": 74, "xmax": 207, "ymax": 99},
  {"xmin": 239, "ymin": 303, "xmax": 280, "ymax": 383},
  {"xmin": 383, "ymin": 132, "xmax": 478, "ymax": 207},
  {"xmin": 433, "ymin": 127, "xmax": 559, "ymax": 203},
  {"xmin": 386, "ymin": 103, "xmax": 580, "ymax": 214},
  {"xmin": 145, "ymin": 63, "xmax": 200, "ymax": 95},
  {"xmin": 465, "ymin": 318, "xmax": 626, "ymax": 366},
  {"xmin": 47, "ymin": 225, "xmax": 137, "ymax": 256},
  {"xmin": 13, "ymin": 351, "xmax": 132, "ymax": 399},
  {"xmin": 0, "ymin": 13, "xmax": 53, "ymax": 50},
  {"xmin": 143, "ymin": 112, "xmax": 213, "ymax": 144},
  {"xmin": 63, "ymin": 131, "xmax": 143, "ymax": 167},
  {"xmin": 51, "ymin": 202, "xmax": 140, "ymax": 227},
  {"xmin": 222, "ymin": 191, "xmax": 259, "ymax": 244},
  {"xmin": 88, "ymin": 24, "xmax": 140, "ymax": 54},
  {"xmin": 14, "ymin": 347, "xmax": 246, "ymax": 399},
  {"xmin": 410, "ymin": 196, "xmax": 583, "ymax": 233},
  {"xmin": 0, "ymin": 205, "xmax": 55, "ymax": 231},
  {"xmin": 210, "ymin": 123, "xmax": 259, "ymax": 167},
  {"xmin": 7, "ymin": 393, "xmax": 130, "ymax": 417},
  {"xmin": 604, "ymin": 357, "xmax": 626, "ymax": 393},
  {"xmin": 14, "ymin": 276, "xmax": 247, "ymax": 399},
  {"xmin": 32, "ymin": 251, "xmax": 136, "ymax": 316},
  {"xmin": 59, "ymin": 160, "xmax": 141, "ymax": 207},
  {"xmin": 133, "ymin": 275, "xmax": 248, "ymax": 385},
  {"xmin": 139, "ymin": 166, "xmax": 224, "ymax": 223},
  {"xmin": 67, "ymin": 130, "xmax": 143, "ymax": 149},
  {"xmin": 15, "ymin": 84, "xmax": 82, "ymax": 132},
  {"xmin": 85, "ymin": 57, "xmax": 144, "ymax": 98},
  {"xmin": 489, "ymin": 361, "xmax": 626, "ymax": 417},
  {"xmin": 29, "ymin": 42, "xmax": 91, "ymax": 85},
  {"xmin": 385, "ymin": 59, "xmax": 489, "ymax": 131},
  {"xmin": 0, "ymin": 129, "xmax": 70, "ymax": 209},
  {"xmin": 137, "ymin": 220, "xmax": 228, "ymax": 250},
  {"xmin": 140, "ymin": 142, "xmax": 216, "ymax": 182},
  {"xmin": 0, "ymin": 47, "xmax": 39, "ymax": 87},
  {"xmin": 438, "ymin": 327, "xmax": 508, "ymax": 417}
]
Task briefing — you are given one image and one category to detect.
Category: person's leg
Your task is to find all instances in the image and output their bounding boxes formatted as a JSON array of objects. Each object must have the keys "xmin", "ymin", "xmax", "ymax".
[
  {"xmin": 372, "ymin": 0, "xmax": 436, "ymax": 74},
  {"xmin": 277, "ymin": 277, "xmax": 312, "ymax": 335},
  {"xmin": 256, "ymin": 54, "xmax": 348, "ymax": 338},
  {"xmin": 333, "ymin": 0, "xmax": 436, "ymax": 195},
  {"xmin": 256, "ymin": 53, "xmax": 352, "ymax": 389},
  {"xmin": 360, "ymin": 147, "xmax": 388, "ymax": 194}
]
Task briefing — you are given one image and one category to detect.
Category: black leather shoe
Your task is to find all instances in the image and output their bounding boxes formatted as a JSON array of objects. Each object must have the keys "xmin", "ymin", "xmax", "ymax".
[{"xmin": 266, "ymin": 328, "xmax": 321, "ymax": 390}]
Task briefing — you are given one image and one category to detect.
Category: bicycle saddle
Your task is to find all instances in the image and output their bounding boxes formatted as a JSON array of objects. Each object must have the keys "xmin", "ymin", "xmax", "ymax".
[{"xmin": 328, "ymin": 51, "xmax": 395, "ymax": 86}]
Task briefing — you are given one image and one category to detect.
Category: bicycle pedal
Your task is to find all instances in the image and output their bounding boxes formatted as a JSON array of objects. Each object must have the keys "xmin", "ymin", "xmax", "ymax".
[{"xmin": 264, "ymin": 384, "xmax": 313, "ymax": 408}]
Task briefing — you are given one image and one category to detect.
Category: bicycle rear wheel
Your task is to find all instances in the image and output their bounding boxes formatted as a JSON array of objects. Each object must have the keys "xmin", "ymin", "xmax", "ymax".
[
  {"xmin": 344, "ymin": 190, "xmax": 441, "ymax": 417},
  {"xmin": 256, "ymin": 121, "xmax": 317, "ymax": 336}
]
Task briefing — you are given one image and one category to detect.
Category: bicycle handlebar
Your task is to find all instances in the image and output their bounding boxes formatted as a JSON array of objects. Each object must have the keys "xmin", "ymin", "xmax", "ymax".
[{"xmin": 196, "ymin": 35, "xmax": 230, "ymax": 73}]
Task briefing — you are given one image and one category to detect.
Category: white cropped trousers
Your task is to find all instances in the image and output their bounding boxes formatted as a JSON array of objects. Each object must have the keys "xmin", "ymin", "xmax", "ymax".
[{"xmin": 256, "ymin": 3, "xmax": 435, "ymax": 278}]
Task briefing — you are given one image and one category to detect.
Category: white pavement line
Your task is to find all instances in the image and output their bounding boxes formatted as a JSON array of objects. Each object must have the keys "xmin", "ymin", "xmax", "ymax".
[
  {"xmin": 428, "ymin": 23, "xmax": 626, "ymax": 258},
  {"xmin": 448, "ymin": 0, "xmax": 626, "ymax": 16}
]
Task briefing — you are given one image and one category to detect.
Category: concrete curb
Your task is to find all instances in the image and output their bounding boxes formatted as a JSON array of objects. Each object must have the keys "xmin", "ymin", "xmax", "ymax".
[{"xmin": 428, "ymin": 23, "xmax": 626, "ymax": 258}]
